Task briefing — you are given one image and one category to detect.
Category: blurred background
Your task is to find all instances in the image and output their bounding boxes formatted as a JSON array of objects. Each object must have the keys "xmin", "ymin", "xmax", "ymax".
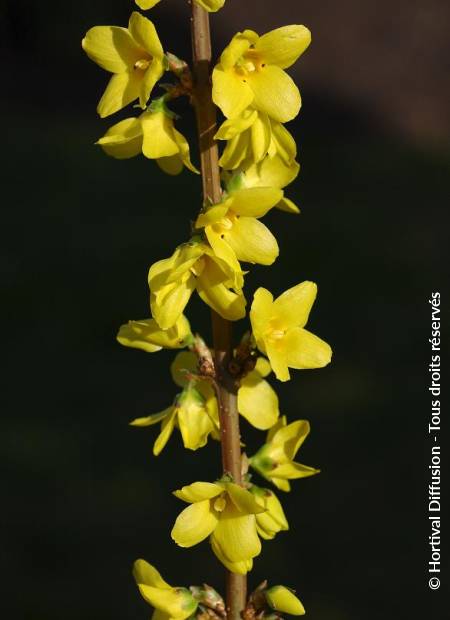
[{"xmin": 1, "ymin": 0, "xmax": 448, "ymax": 618}]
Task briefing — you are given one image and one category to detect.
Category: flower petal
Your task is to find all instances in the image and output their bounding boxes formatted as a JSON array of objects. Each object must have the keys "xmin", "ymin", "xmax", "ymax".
[
  {"xmin": 210, "ymin": 536, "xmax": 253, "ymax": 574},
  {"xmin": 251, "ymin": 112, "xmax": 271, "ymax": 162},
  {"xmin": 138, "ymin": 585, "xmax": 196, "ymax": 619},
  {"xmin": 153, "ymin": 409, "xmax": 177, "ymax": 455},
  {"xmin": 250, "ymin": 287, "xmax": 273, "ymax": 345},
  {"xmin": 150, "ymin": 277, "xmax": 196, "ymax": 330},
  {"xmin": 218, "ymin": 132, "xmax": 251, "ymax": 170},
  {"xmin": 136, "ymin": 0, "xmax": 162, "ymax": 9},
  {"xmin": 117, "ymin": 315, "xmax": 191, "ymax": 352},
  {"xmin": 285, "ymin": 327, "xmax": 332, "ymax": 369},
  {"xmin": 211, "ymin": 504, "xmax": 261, "ymax": 562},
  {"xmin": 276, "ymin": 196, "xmax": 300, "ymax": 214},
  {"xmin": 177, "ymin": 394, "xmax": 214, "ymax": 451},
  {"xmin": 128, "ymin": 12, "xmax": 164, "ymax": 58},
  {"xmin": 272, "ymin": 461, "xmax": 320, "ymax": 480},
  {"xmin": 171, "ymin": 500, "xmax": 218, "ymax": 547},
  {"xmin": 97, "ymin": 117, "xmax": 143, "ymax": 159},
  {"xmin": 173, "ymin": 481, "xmax": 223, "ymax": 503},
  {"xmin": 140, "ymin": 57, "xmax": 164, "ymax": 108},
  {"xmin": 196, "ymin": 259, "xmax": 246, "ymax": 322},
  {"xmin": 249, "ymin": 65, "xmax": 300, "ymax": 123},
  {"xmin": 266, "ymin": 339, "xmax": 290, "ymax": 382},
  {"xmin": 215, "ymin": 109, "xmax": 258, "ymax": 140},
  {"xmin": 225, "ymin": 217, "xmax": 279, "ymax": 265},
  {"xmin": 238, "ymin": 371, "xmax": 279, "ymax": 430},
  {"xmin": 228, "ymin": 187, "xmax": 282, "ymax": 217},
  {"xmin": 273, "ymin": 281, "xmax": 317, "ymax": 329},
  {"xmin": 243, "ymin": 156, "xmax": 300, "ymax": 190},
  {"xmin": 82, "ymin": 26, "xmax": 141, "ymax": 73},
  {"xmin": 97, "ymin": 71, "xmax": 142, "ymax": 118},
  {"xmin": 141, "ymin": 111, "xmax": 179, "ymax": 159},
  {"xmin": 225, "ymin": 482, "xmax": 266, "ymax": 514},
  {"xmin": 212, "ymin": 65, "xmax": 254, "ymax": 119},
  {"xmin": 255, "ymin": 356, "xmax": 272, "ymax": 378},
  {"xmin": 255, "ymin": 25, "xmax": 311, "ymax": 69},
  {"xmin": 173, "ymin": 128, "xmax": 199, "ymax": 173},
  {"xmin": 130, "ymin": 408, "xmax": 171, "ymax": 427},
  {"xmin": 133, "ymin": 558, "xmax": 171, "ymax": 589},
  {"xmin": 220, "ymin": 31, "xmax": 258, "ymax": 70}
]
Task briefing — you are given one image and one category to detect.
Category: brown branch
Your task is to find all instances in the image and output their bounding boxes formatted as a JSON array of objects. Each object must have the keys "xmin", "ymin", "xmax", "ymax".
[{"xmin": 190, "ymin": 3, "xmax": 246, "ymax": 619}]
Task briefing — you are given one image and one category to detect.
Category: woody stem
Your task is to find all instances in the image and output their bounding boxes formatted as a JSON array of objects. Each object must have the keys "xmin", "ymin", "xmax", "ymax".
[{"xmin": 190, "ymin": 3, "xmax": 246, "ymax": 620}]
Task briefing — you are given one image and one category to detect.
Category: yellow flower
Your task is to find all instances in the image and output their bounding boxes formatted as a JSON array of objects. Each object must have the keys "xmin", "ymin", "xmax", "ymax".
[
  {"xmin": 265, "ymin": 585, "xmax": 305, "ymax": 616},
  {"xmin": 212, "ymin": 26, "xmax": 311, "ymax": 122},
  {"xmin": 82, "ymin": 12, "xmax": 164, "ymax": 117},
  {"xmin": 195, "ymin": 187, "xmax": 282, "ymax": 266},
  {"xmin": 250, "ymin": 281, "xmax": 331, "ymax": 381},
  {"xmin": 238, "ymin": 357, "xmax": 279, "ymax": 430},
  {"xmin": 171, "ymin": 481, "xmax": 266, "ymax": 574},
  {"xmin": 130, "ymin": 352, "xmax": 219, "ymax": 455},
  {"xmin": 136, "ymin": 0, "xmax": 225, "ymax": 12},
  {"xmin": 249, "ymin": 485, "xmax": 289, "ymax": 540},
  {"xmin": 249, "ymin": 416, "xmax": 319, "ymax": 492},
  {"xmin": 96, "ymin": 103, "xmax": 198, "ymax": 175},
  {"xmin": 117, "ymin": 315, "xmax": 192, "ymax": 353},
  {"xmin": 133, "ymin": 559, "xmax": 198, "ymax": 620},
  {"xmin": 215, "ymin": 108, "xmax": 297, "ymax": 170},
  {"xmin": 238, "ymin": 155, "xmax": 301, "ymax": 214},
  {"xmin": 149, "ymin": 240, "xmax": 246, "ymax": 330}
]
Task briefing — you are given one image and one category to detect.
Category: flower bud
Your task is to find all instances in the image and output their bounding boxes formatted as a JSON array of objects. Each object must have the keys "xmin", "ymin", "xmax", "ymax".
[{"xmin": 265, "ymin": 586, "xmax": 305, "ymax": 616}]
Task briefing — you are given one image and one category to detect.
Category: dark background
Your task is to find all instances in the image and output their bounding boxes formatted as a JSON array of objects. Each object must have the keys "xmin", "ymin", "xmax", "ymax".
[{"xmin": 2, "ymin": 1, "xmax": 448, "ymax": 618}]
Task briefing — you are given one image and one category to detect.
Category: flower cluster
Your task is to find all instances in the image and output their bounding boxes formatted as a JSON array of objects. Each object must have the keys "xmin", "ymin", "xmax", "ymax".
[{"xmin": 83, "ymin": 0, "xmax": 332, "ymax": 617}]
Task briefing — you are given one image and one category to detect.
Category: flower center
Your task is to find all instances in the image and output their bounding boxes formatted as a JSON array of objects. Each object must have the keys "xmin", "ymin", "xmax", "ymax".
[
  {"xmin": 212, "ymin": 211, "xmax": 238, "ymax": 237},
  {"xmin": 134, "ymin": 58, "xmax": 151, "ymax": 71},
  {"xmin": 235, "ymin": 50, "xmax": 265, "ymax": 77},
  {"xmin": 268, "ymin": 329, "xmax": 285, "ymax": 341},
  {"xmin": 213, "ymin": 495, "xmax": 227, "ymax": 512}
]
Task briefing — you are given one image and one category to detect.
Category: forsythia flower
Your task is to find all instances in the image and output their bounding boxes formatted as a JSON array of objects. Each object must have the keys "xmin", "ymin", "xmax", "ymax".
[
  {"xmin": 133, "ymin": 559, "xmax": 198, "ymax": 619},
  {"xmin": 96, "ymin": 103, "xmax": 198, "ymax": 175},
  {"xmin": 215, "ymin": 108, "xmax": 297, "ymax": 170},
  {"xmin": 250, "ymin": 416, "xmax": 319, "ymax": 492},
  {"xmin": 249, "ymin": 485, "xmax": 289, "ymax": 540},
  {"xmin": 240, "ymin": 154, "xmax": 301, "ymax": 213},
  {"xmin": 136, "ymin": 0, "xmax": 225, "ymax": 12},
  {"xmin": 265, "ymin": 585, "xmax": 305, "ymax": 616},
  {"xmin": 149, "ymin": 240, "xmax": 246, "ymax": 329},
  {"xmin": 212, "ymin": 26, "xmax": 311, "ymax": 122},
  {"xmin": 238, "ymin": 357, "xmax": 279, "ymax": 430},
  {"xmin": 130, "ymin": 351, "xmax": 219, "ymax": 454},
  {"xmin": 117, "ymin": 314, "xmax": 192, "ymax": 352},
  {"xmin": 250, "ymin": 280, "xmax": 332, "ymax": 381},
  {"xmin": 171, "ymin": 481, "xmax": 266, "ymax": 574},
  {"xmin": 195, "ymin": 187, "xmax": 282, "ymax": 266},
  {"xmin": 82, "ymin": 12, "xmax": 165, "ymax": 117}
]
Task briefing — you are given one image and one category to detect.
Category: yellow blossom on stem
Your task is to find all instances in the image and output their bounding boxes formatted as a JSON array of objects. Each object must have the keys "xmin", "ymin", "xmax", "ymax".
[
  {"xmin": 117, "ymin": 315, "xmax": 192, "ymax": 353},
  {"xmin": 130, "ymin": 351, "xmax": 219, "ymax": 455},
  {"xmin": 265, "ymin": 585, "xmax": 305, "ymax": 616},
  {"xmin": 82, "ymin": 12, "xmax": 165, "ymax": 117},
  {"xmin": 238, "ymin": 154, "xmax": 301, "ymax": 214},
  {"xmin": 195, "ymin": 186, "xmax": 282, "ymax": 266},
  {"xmin": 249, "ymin": 416, "xmax": 319, "ymax": 492},
  {"xmin": 238, "ymin": 357, "xmax": 279, "ymax": 430},
  {"xmin": 171, "ymin": 481, "xmax": 266, "ymax": 574},
  {"xmin": 149, "ymin": 240, "xmax": 246, "ymax": 330},
  {"xmin": 96, "ymin": 102, "xmax": 198, "ymax": 175},
  {"xmin": 249, "ymin": 485, "xmax": 289, "ymax": 540},
  {"xmin": 130, "ymin": 377, "xmax": 218, "ymax": 455},
  {"xmin": 212, "ymin": 26, "xmax": 311, "ymax": 122},
  {"xmin": 136, "ymin": 0, "xmax": 225, "ymax": 12},
  {"xmin": 250, "ymin": 280, "xmax": 332, "ymax": 381},
  {"xmin": 133, "ymin": 559, "xmax": 198, "ymax": 619},
  {"xmin": 215, "ymin": 108, "xmax": 297, "ymax": 170}
]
